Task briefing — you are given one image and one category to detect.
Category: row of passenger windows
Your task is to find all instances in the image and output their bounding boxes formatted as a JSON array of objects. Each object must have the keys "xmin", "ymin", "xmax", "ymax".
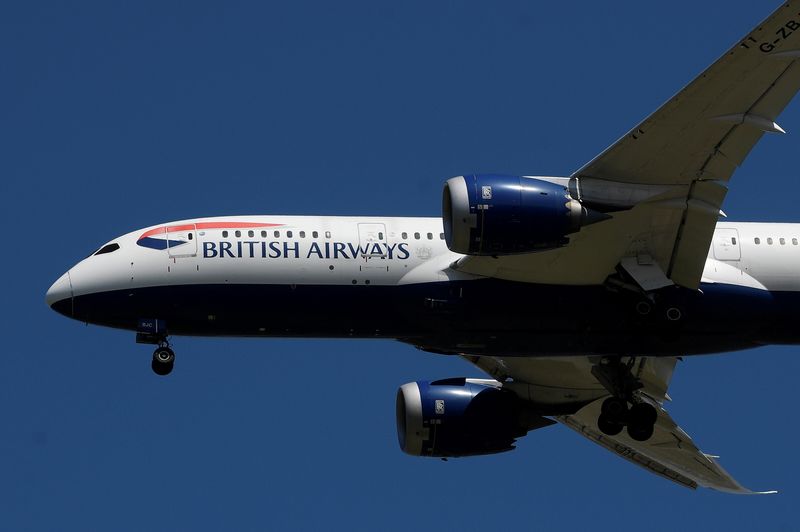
[
  {"xmin": 219, "ymin": 229, "xmax": 445, "ymax": 241},
  {"xmin": 221, "ymin": 230, "xmax": 328, "ymax": 239},
  {"xmin": 753, "ymin": 237, "xmax": 799, "ymax": 245},
  {"xmin": 404, "ymin": 232, "xmax": 445, "ymax": 240}
]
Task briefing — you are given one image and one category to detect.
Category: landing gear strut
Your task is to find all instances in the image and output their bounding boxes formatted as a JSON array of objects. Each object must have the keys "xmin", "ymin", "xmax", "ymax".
[
  {"xmin": 135, "ymin": 319, "xmax": 174, "ymax": 376},
  {"xmin": 592, "ymin": 357, "xmax": 658, "ymax": 442},
  {"xmin": 151, "ymin": 343, "xmax": 175, "ymax": 376}
]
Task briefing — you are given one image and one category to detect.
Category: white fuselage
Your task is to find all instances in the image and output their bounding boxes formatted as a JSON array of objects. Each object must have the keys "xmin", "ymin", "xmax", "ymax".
[
  {"xmin": 47, "ymin": 216, "xmax": 800, "ymax": 298},
  {"xmin": 704, "ymin": 222, "xmax": 800, "ymax": 291},
  {"xmin": 44, "ymin": 216, "xmax": 800, "ymax": 359}
]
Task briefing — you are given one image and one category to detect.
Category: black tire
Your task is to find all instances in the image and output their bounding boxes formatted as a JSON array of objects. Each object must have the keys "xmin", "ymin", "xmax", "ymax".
[
  {"xmin": 597, "ymin": 414, "xmax": 623, "ymax": 436},
  {"xmin": 601, "ymin": 397, "xmax": 627, "ymax": 421},
  {"xmin": 630, "ymin": 402, "xmax": 658, "ymax": 426},
  {"xmin": 152, "ymin": 347, "xmax": 175, "ymax": 376},
  {"xmin": 627, "ymin": 422, "xmax": 654, "ymax": 442}
]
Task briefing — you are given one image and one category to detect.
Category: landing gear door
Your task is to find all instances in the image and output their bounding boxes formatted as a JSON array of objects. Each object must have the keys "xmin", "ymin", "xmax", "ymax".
[
  {"xmin": 712, "ymin": 228, "xmax": 740, "ymax": 261},
  {"xmin": 167, "ymin": 223, "xmax": 198, "ymax": 258}
]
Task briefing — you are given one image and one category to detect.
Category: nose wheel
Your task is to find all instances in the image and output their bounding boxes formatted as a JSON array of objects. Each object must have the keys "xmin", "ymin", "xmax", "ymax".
[
  {"xmin": 135, "ymin": 320, "xmax": 174, "ymax": 376},
  {"xmin": 152, "ymin": 345, "xmax": 175, "ymax": 376}
]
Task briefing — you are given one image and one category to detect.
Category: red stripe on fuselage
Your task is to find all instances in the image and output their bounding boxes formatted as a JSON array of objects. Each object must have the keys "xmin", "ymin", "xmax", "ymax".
[{"xmin": 139, "ymin": 222, "xmax": 283, "ymax": 240}]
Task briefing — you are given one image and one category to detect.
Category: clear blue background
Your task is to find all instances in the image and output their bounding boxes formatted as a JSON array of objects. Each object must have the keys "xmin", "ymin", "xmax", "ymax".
[{"xmin": 3, "ymin": 1, "xmax": 799, "ymax": 530}]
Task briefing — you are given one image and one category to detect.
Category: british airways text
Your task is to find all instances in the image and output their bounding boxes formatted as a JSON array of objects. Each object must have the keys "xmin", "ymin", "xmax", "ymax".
[{"xmin": 202, "ymin": 241, "xmax": 411, "ymax": 260}]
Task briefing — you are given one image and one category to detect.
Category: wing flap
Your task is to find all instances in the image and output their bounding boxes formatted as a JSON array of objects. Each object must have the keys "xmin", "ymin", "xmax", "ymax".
[{"xmin": 667, "ymin": 182, "xmax": 728, "ymax": 287}]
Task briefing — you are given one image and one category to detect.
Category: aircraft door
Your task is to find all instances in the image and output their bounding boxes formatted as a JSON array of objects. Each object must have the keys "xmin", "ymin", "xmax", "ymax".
[
  {"xmin": 167, "ymin": 223, "xmax": 198, "ymax": 258},
  {"xmin": 712, "ymin": 228, "xmax": 740, "ymax": 261},
  {"xmin": 357, "ymin": 223, "xmax": 389, "ymax": 271}
]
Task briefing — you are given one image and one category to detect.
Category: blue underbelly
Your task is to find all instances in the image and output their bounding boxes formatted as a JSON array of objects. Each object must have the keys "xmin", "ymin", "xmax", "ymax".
[{"xmin": 56, "ymin": 279, "xmax": 800, "ymax": 357}]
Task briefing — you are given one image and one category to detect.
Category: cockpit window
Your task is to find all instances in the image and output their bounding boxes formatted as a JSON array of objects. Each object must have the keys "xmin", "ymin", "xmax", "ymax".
[{"xmin": 94, "ymin": 243, "xmax": 120, "ymax": 256}]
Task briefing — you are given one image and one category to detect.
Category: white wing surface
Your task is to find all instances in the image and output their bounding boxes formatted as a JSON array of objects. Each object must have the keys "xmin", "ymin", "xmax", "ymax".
[
  {"xmin": 461, "ymin": 355, "xmax": 774, "ymax": 494},
  {"xmin": 557, "ymin": 397, "xmax": 774, "ymax": 494},
  {"xmin": 453, "ymin": 1, "xmax": 800, "ymax": 289}
]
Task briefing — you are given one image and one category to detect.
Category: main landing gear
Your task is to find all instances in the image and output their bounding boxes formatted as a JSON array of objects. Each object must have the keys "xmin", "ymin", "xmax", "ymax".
[
  {"xmin": 592, "ymin": 357, "xmax": 658, "ymax": 442},
  {"xmin": 151, "ymin": 342, "xmax": 175, "ymax": 376}
]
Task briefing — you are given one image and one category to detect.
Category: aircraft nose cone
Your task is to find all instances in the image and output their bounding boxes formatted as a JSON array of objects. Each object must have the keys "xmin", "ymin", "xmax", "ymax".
[{"xmin": 46, "ymin": 271, "xmax": 73, "ymax": 316}]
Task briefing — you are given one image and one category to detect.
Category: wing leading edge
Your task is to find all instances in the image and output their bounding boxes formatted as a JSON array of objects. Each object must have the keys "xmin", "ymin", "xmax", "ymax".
[
  {"xmin": 571, "ymin": 0, "xmax": 800, "ymax": 289},
  {"xmin": 452, "ymin": 1, "xmax": 800, "ymax": 290},
  {"xmin": 572, "ymin": 1, "xmax": 800, "ymax": 186}
]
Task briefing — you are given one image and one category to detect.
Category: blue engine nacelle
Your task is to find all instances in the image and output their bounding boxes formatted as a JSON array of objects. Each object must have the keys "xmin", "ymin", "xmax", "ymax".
[
  {"xmin": 396, "ymin": 378, "xmax": 545, "ymax": 458},
  {"xmin": 442, "ymin": 174, "xmax": 601, "ymax": 255}
]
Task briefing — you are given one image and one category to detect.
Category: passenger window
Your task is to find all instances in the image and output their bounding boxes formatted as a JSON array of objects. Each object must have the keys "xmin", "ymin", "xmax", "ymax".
[
  {"xmin": 780, "ymin": 238, "xmax": 786, "ymax": 245},
  {"xmin": 768, "ymin": 238, "xmax": 773, "ymax": 245},
  {"xmin": 440, "ymin": 233, "xmax": 444, "ymax": 240},
  {"xmin": 427, "ymin": 232, "xmax": 433, "ymax": 240},
  {"xmin": 402, "ymin": 232, "xmax": 408, "ymax": 239},
  {"xmin": 325, "ymin": 231, "xmax": 331, "ymax": 238},
  {"xmin": 300, "ymin": 231, "xmax": 306, "ymax": 238},
  {"xmin": 378, "ymin": 232, "xmax": 384, "ymax": 240},
  {"xmin": 94, "ymin": 243, "xmax": 120, "ymax": 256},
  {"xmin": 188, "ymin": 233, "xmax": 193, "ymax": 240},
  {"xmin": 730, "ymin": 237, "xmax": 736, "ymax": 245},
  {"xmin": 235, "ymin": 230, "xmax": 241, "ymax": 238},
  {"xmin": 248, "ymin": 230, "xmax": 254, "ymax": 238},
  {"xmin": 794, "ymin": 238, "xmax": 798, "ymax": 246},
  {"xmin": 313, "ymin": 231, "xmax": 319, "ymax": 238},
  {"xmin": 222, "ymin": 231, "xmax": 228, "ymax": 238},
  {"xmin": 414, "ymin": 232, "xmax": 420, "ymax": 240},
  {"xmin": 274, "ymin": 231, "xmax": 280, "ymax": 238},
  {"xmin": 261, "ymin": 230, "xmax": 267, "ymax": 238},
  {"xmin": 287, "ymin": 231, "xmax": 293, "ymax": 238}
]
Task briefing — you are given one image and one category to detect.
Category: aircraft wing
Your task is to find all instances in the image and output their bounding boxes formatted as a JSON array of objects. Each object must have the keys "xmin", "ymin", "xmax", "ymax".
[
  {"xmin": 461, "ymin": 354, "xmax": 775, "ymax": 494},
  {"xmin": 556, "ymin": 397, "xmax": 773, "ymax": 494},
  {"xmin": 452, "ymin": 1, "xmax": 800, "ymax": 289}
]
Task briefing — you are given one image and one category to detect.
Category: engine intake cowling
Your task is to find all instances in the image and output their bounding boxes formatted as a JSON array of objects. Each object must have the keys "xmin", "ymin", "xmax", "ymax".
[
  {"xmin": 443, "ymin": 174, "xmax": 599, "ymax": 255},
  {"xmin": 396, "ymin": 378, "xmax": 529, "ymax": 457}
]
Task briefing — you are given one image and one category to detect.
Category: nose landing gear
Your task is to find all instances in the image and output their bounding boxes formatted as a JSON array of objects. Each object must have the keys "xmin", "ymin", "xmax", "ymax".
[
  {"xmin": 592, "ymin": 357, "xmax": 658, "ymax": 442},
  {"xmin": 151, "ymin": 344, "xmax": 175, "ymax": 376},
  {"xmin": 136, "ymin": 319, "xmax": 175, "ymax": 376}
]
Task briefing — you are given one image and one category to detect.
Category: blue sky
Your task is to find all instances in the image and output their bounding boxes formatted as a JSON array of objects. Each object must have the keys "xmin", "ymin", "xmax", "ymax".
[{"xmin": 3, "ymin": 1, "xmax": 800, "ymax": 530}]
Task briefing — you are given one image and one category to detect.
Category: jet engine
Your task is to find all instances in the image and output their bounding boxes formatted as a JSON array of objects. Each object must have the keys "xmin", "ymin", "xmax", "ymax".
[
  {"xmin": 442, "ymin": 174, "xmax": 605, "ymax": 255},
  {"xmin": 396, "ymin": 378, "xmax": 553, "ymax": 458}
]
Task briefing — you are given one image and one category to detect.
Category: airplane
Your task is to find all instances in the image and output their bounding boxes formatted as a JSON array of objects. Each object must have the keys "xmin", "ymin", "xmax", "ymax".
[{"xmin": 46, "ymin": 1, "xmax": 800, "ymax": 493}]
